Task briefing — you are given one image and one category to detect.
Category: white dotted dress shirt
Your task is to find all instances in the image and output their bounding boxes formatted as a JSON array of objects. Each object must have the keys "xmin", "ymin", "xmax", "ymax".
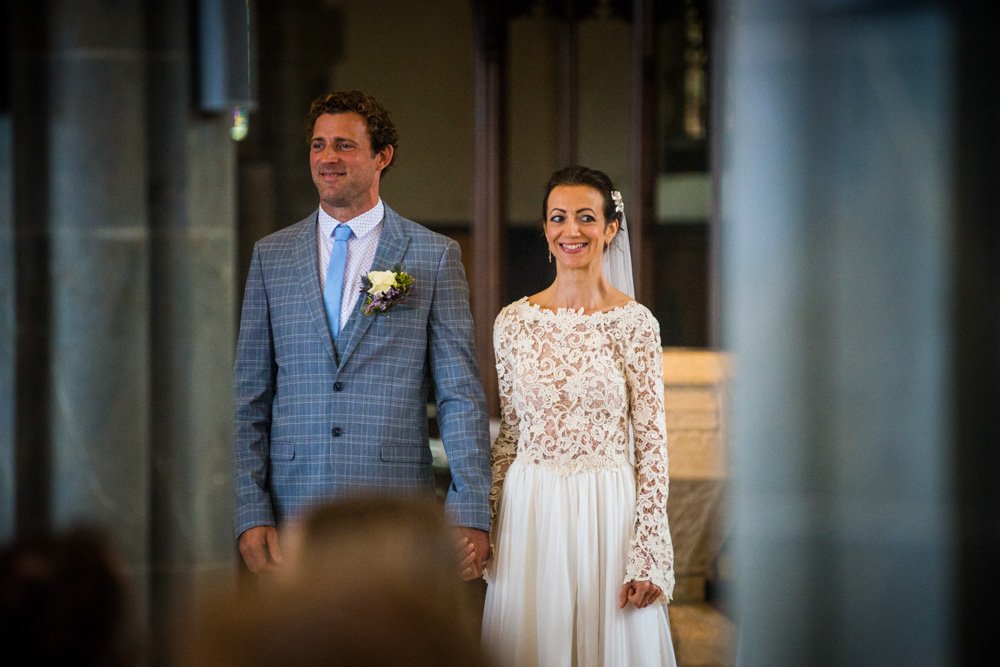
[{"xmin": 318, "ymin": 200, "xmax": 384, "ymax": 336}]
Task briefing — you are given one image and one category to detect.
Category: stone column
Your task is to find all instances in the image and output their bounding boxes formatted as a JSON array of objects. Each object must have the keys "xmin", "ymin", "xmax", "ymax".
[
  {"xmin": 44, "ymin": 0, "xmax": 154, "ymax": 562},
  {"xmin": 146, "ymin": 0, "xmax": 238, "ymax": 658},
  {"xmin": 722, "ymin": 2, "xmax": 955, "ymax": 663},
  {"xmin": 4, "ymin": 2, "xmax": 238, "ymax": 660}
]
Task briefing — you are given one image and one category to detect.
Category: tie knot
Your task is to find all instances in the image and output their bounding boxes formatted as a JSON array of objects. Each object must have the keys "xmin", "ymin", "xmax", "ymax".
[{"xmin": 333, "ymin": 224, "xmax": 352, "ymax": 242}]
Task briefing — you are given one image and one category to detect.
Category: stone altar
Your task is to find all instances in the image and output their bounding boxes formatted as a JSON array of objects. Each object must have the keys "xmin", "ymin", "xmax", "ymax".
[{"xmin": 663, "ymin": 348, "xmax": 736, "ymax": 666}]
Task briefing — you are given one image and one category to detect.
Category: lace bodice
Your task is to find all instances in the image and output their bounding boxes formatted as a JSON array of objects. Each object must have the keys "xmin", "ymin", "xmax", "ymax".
[{"xmin": 490, "ymin": 297, "xmax": 674, "ymax": 598}]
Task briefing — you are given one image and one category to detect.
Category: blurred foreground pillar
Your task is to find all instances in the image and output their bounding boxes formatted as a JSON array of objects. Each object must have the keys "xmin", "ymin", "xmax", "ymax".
[
  {"xmin": 721, "ymin": 1, "xmax": 999, "ymax": 663},
  {"xmin": 2, "ymin": 1, "xmax": 238, "ymax": 662}
]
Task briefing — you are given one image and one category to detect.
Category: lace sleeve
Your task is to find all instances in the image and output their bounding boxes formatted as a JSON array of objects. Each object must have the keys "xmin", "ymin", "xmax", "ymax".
[
  {"xmin": 622, "ymin": 309, "xmax": 675, "ymax": 601},
  {"xmin": 489, "ymin": 309, "xmax": 519, "ymax": 528}
]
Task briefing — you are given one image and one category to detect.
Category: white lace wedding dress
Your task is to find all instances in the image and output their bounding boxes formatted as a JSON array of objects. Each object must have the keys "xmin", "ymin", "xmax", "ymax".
[{"xmin": 482, "ymin": 297, "xmax": 677, "ymax": 667}]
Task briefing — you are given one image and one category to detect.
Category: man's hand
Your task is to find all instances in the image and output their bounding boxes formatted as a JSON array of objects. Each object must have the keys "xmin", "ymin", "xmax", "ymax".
[
  {"xmin": 238, "ymin": 525, "xmax": 285, "ymax": 575},
  {"xmin": 618, "ymin": 579, "xmax": 662, "ymax": 609},
  {"xmin": 453, "ymin": 527, "xmax": 490, "ymax": 581}
]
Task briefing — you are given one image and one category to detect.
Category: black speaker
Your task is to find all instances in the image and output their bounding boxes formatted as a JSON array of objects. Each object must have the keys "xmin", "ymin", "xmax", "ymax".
[{"xmin": 197, "ymin": 0, "xmax": 257, "ymax": 112}]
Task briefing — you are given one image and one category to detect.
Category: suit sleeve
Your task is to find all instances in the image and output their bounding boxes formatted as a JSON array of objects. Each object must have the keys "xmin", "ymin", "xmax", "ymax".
[
  {"xmin": 232, "ymin": 243, "xmax": 278, "ymax": 539},
  {"xmin": 427, "ymin": 240, "xmax": 492, "ymax": 532}
]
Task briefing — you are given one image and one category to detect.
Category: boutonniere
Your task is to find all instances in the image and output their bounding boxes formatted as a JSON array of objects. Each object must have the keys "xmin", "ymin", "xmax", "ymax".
[{"xmin": 360, "ymin": 265, "xmax": 414, "ymax": 315}]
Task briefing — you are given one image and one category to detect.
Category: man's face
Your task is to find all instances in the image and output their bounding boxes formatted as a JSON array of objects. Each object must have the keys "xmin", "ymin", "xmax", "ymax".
[{"xmin": 309, "ymin": 112, "xmax": 391, "ymax": 219}]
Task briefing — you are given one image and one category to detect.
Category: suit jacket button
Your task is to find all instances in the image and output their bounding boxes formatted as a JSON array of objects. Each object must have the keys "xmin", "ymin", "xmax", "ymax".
[
  {"xmin": 332, "ymin": 427, "xmax": 342, "ymax": 437},
  {"xmin": 333, "ymin": 382, "xmax": 343, "ymax": 392}
]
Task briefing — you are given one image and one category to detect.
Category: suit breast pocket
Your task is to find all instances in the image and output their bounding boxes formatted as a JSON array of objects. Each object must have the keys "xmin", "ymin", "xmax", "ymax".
[
  {"xmin": 370, "ymin": 301, "xmax": 421, "ymax": 333},
  {"xmin": 364, "ymin": 307, "xmax": 428, "ymax": 366}
]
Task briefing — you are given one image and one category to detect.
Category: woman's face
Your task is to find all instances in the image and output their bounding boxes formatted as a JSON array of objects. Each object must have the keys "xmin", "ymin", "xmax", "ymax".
[{"xmin": 544, "ymin": 184, "xmax": 617, "ymax": 270}]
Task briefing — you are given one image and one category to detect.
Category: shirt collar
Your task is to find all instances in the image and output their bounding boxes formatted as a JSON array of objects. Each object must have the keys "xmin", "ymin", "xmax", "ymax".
[{"xmin": 318, "ymin": 199, "xmax": 385, "ymax": 239}]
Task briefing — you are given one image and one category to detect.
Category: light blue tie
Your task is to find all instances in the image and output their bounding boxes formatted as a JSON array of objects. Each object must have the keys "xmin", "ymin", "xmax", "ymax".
[{"xmin": 324, "ymin": 224, "xmax": 352, "ymax": 342}]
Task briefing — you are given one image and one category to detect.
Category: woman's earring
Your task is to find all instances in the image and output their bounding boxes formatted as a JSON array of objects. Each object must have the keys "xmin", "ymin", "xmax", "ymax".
[{"xmin": 548, "ymin": 250, "xmax": 552, "ymax": 263}]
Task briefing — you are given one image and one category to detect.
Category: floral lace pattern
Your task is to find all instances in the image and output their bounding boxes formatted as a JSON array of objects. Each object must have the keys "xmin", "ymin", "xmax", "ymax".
[{"xmin": 490, "ymin": 297, "xmax": 675, "ymax": 598}]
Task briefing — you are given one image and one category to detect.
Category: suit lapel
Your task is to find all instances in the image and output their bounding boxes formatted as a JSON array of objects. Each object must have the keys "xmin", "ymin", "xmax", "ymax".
[
  {"xmin": 293, "ymin": 211, "xmax": 338, "ymax": 363},
  {"xmin": 338, "ymin": 207, "xmax": 410, "ymax": 366}
]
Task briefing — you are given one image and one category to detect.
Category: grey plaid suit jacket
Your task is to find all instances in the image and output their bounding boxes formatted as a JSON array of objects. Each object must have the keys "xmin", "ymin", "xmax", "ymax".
[{"xmin": 233, "ymin": 204, "xmax": 491, "ymax": 538}]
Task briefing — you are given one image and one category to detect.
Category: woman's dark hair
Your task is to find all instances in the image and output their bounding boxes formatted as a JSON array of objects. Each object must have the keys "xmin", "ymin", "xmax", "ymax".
[
  {"xmin": 542, "ymin": 165, "xmax": 621, "ymax": 226},
  {"xmin": 305, "ymin": 90, "xmax": 400, "ymax": 175}
]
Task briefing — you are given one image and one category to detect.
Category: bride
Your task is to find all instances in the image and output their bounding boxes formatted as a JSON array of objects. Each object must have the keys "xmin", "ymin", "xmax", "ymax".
[{"xmin": 481, "ymin": 165, "xmax": 677, "ymax": 666}]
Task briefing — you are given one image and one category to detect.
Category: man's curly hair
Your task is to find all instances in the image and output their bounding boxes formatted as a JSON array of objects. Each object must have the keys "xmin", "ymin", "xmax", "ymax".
[{"xmin": 305, "ymin": 91, "xmax": 399, "ymax": 175}]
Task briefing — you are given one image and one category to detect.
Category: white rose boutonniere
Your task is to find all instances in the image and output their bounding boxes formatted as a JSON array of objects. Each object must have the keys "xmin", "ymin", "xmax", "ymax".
[
  {"xmin": 360, "ymin": 264, "xmax": 414, "ymax": 316},
  {"xmin": 367, "ymin": 270, "xmax": 397, "ymax": 295}
]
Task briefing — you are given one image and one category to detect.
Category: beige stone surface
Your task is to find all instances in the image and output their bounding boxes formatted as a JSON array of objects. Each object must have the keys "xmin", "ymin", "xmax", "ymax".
[
  {"xmin": 664, "ymin": 349, "xmax": 730, "ymax": 479},
  {"xmin": 662, "ymin": 349, "xmax": 735, "ymax": 664},
  {"xmin": 662, "ymin": 348, "xmax": 731, "ymax": 596},
  {"xmin": 668, "ymin": 603, "xmax": 738, "ymax": 667},
  {"xmin": 663, "ymin": 348, "xmax": 729, "ymax": 382},
  {"xmin": 668, "ymin": 478, "xmax": 727, "ymax": 602}
]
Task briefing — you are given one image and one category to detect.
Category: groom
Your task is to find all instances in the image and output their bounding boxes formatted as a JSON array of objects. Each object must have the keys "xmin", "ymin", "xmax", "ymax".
[{"xmin": 233, "ymin": 91, "xmax": 491, "ymax": 578}]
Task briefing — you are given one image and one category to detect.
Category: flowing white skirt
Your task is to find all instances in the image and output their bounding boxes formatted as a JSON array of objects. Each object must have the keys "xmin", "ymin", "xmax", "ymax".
[{"xmin": 482, "ymin": 458, "xmax": 677, "ymax": 667}]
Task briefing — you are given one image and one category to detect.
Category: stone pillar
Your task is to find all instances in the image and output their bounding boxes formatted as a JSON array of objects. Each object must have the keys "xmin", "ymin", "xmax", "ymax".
[
  {"xmin": 44, "ymin": 0, "xmax": 154, "ymax": 563},
  {"xmin": 4, "ymin": 2, "xmax": 238, "ymax": 660},
  {"xmin": 146, "ymin": 0, "xmax": 238, "ymax": 659},
  {"xmin": 722, "ymin": 2, "xmax": 955, "ymax": 663}
]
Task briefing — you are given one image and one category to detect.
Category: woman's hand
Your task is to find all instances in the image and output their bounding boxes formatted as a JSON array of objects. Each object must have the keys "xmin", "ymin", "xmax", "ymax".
[{"xmin": 618, "ymin": 579, "xmax": 661, "ymax": 609}]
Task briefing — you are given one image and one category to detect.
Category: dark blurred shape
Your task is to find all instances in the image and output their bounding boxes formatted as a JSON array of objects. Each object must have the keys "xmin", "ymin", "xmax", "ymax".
[
  {"xmin": 0, "ymin": 525, "xmax": 140, "ymax": 667},
  {"xmin": 180, "ymin": 495, "xmax": 492, "ymax": 667},
  {"xmin": 197, "ymin": 0, "xmax": 257, "ymax": 112}
]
